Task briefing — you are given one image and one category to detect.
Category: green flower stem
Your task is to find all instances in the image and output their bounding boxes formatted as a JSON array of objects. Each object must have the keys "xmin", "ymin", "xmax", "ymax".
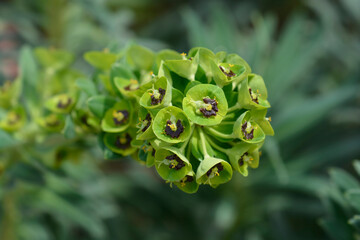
[
  {"xmin": 227, "ymin": 103, "xmax": 241, "ymax": 113},
  {"xmin": 198, "ymin": 128, "xmax": 210, "ymax": 159},
  {"xmin": 179, "ymin": 126, "xmax": 195, "ymax": 152},
  {"xmin": 204, "ymin": 127, "xmax": 234, "ymax": 139},
  {"xmin": 222, "ymin": 112, "xmax": 236, "ymax": 121},
  {"xmin": 206, "ymin": 137, "xmax": 230, "ymax": 154}
]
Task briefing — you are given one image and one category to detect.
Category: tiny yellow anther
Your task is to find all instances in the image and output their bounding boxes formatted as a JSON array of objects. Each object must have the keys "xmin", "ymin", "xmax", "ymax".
[
  {"xmin": 215, "ymin": 172, "xmax": 220, "ymax": 176},
  {"xmin": 229, "ymin": 64, "xmax": 234, "ymax": 67},
  {"xmin": 180, "ymin": 52, "xmax": 187, "ymax": 56},
  {"xmin": 268, "ymin": 117, "xmax": 272, "ymax": 122}
]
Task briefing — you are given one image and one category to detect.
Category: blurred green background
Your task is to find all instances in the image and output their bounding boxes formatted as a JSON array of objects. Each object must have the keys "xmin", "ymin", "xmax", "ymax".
[{"xmin": 0, "ymin": 0, "xmax": 360, "ymax": 239}]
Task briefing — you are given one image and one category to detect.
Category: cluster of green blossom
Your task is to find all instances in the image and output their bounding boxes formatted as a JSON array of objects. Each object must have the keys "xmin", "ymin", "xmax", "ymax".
[{"xmin": 0, "ymin": 45, "xmax": 274, "ymax": 193}]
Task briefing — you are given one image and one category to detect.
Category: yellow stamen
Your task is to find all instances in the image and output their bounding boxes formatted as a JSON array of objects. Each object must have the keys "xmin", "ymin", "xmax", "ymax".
[
  {"xmin": 7, "ymin": 112, "xmax": 18, "ymax": 122},
  {"xmin": 167, "ymin": 122, "xmax": 177, "ymax": 131},
  {"xmin": 215, "ymin": 172, "xmax": 220, "ymax": 176},
  {"xmin": 180, "ymin": 52, "xmax": 187, "ymax": 56},
  {"xmin": 130, "ymin": 79, "xmax": 138, "ymax": 85},
  {"xmin": 229, "ymin": 64, "xmax": 234, "ymax": 67},
  {"xmin": 119, "ymin": 137, "xmax": 127, "ymax": 144},
  {"xmin": 112, "ymin": 110, "xmax": 124, "ymax": 121},
  {"xmin": 267, "ymin": 117, "xmax": 272, "ymax": 122}
]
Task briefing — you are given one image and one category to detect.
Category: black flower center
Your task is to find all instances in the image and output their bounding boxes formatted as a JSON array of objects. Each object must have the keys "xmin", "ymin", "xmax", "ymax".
[
  {"xmin": 249, "ymin": 88, "xmax": 259, "ymax": 104},
  {"xmin": 239, "ymin": 152, "xmax": 248, "ymax": 166},
  {"xmin": 200, "ymin": 97, "xmax": 218, "ymax": 118},
  {"xmin": 185, "ymin": 175, "xmax": 194, "ymax": 182},
  {"xmin": 165, "ymin": 119, "xmax": 184, "ymax": 138},
  {"xmin": 57, "ymin": 97, "xmax": 72, "ymax": 109},
  {"xmin": 141, "ymin": 113, "xmax": 152, "ymax": 132},
  {"xmin": 206, "ymin": 163, "xmax": 224, "ymax": 177},
  {"xmin": 165, "ymin": 154, "xmax": 185, "ymax": 170},
  {"xmin": 241, "ymin": 121, "xmax": 254, "ymax": 140},
  {"xmin": 150, "ymin": 88, "xmax": 166, "ymax": 105},
  {"xmin": 113, "ymin": 110, "xmax": 129, "ymax": 125},
  {"xmin": 115, "ymin": 134, "xmax": 132, "ymax": 149},
  {"xmin": 219, "ymin": 65, "xmax": 236, "ymax": 78}
]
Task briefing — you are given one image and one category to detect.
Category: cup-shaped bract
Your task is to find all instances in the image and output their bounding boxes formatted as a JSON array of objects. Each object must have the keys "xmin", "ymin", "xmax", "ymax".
[
  {"xmin": 35, "ymin": 47, "xmax": 74, "ymax": 71},
  {"xmin": 103, "ymin": 131, "xmax": 137, "ymax": 156},
  {"xmin": 136, "ymin": 107, "xmax": 155, "ymax": 140},
  {"xmin": 139, "ymin": 76, "xmax": 172, "ymax": 112},
  {"xmin": 210, "ymin": 60, "xmax": 247, "ymax": 87},
  {"xmin": 45, "ymin": 93, "xmax": 76, "ymax": 114},
  {"xmin": 155, "ymin": 147, "xmax": 192, "ymax": 182},
  {"xmin": 238, "ymin": 74, "xmax": 270, "ymax": 109},
  {"xmin": 156, "ymin": 49, "xmax": 183, "ymax": 68},
  {"xmin": 196, "ymin": 156, "xmax": 233, "ymax": 187},
  {"xmin": 152, "ymin": 106, "xmax": 191, "ymax": 144},
  {"xmin": 163, "ymin": 54, "xmax": 198, "ymax": 81},
  {"xmin": 183, "ymin": 84, "xmax": 228, "ymax": 126},
  {"xmin": 74, "ymin": 110, "xmax": 100, "ymax": 133},
  {"xmin": 226, "ymin": 142, "xmax": 260, "ymax": 176},
  {"xmin": 0, "ymin": 79, "xmax": 21, "ymax": 109},
  {"xmin": 0, "ymin": 106, "xmax": 26, "ymax": 132},
  {"xmin": 188, "ymin": 47, "xmax": 215, "ymax": 81},
  {"xmin": 137, "ymin": 141, "xmax": 157, "ymax": 167},
  {"xmin": 84, "ymin": 50, "xmax": 117, "ymax": 71},
  {"xmin": 126, "ymin": 45, "xmax": 155, "ymax": 71},
  {"xmin": 251, "ymin": 109, "xmax": 274, "ymax": 136},
  {"xmin": 101, "ymin": 100, "xmax": 132, "ymax": 133},
  {"xmin": 174, "ymin": 171, "xmax": 199, "ymax": 194},
  {"xmin": 225, "ymin": 53, "xmax": 251, "ymax": 81},
  {"xmin": 114, "ymin": 77, "xmax": 141, "ymax": 97},
  {"xmin": 37, "ymin": 114, "xmax": 65, "ymax": 132},
  {"xmin": 233, "ymin": 111, "xmax": 265, "ymax": 143}
]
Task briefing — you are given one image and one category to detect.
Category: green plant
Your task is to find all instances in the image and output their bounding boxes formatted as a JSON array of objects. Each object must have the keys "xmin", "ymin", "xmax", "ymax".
[{"xmin": 0, "ymin": 44, "xmax": 274, "ymax": 194}]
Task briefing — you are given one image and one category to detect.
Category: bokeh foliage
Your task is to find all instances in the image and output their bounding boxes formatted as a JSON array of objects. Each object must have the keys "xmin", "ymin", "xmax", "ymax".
[{"xmin": 0, "ymin": 0, "xmax": 359, "ymax": 239}]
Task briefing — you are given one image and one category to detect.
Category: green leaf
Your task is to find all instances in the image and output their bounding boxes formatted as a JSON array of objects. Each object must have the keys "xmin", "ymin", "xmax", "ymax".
[
  {"xmin": 348, "ymin": 215, "xmax": 360, "ymax": 233},
  {"xmin": 345, "ymin": 189, "xmax": 360, "ymax": 212},
  {"xmin": 20, "ymin": 46, "xmax": 39, "ymax": 106},
  {"xmin": 0, "ymin": 130, "xmax": 16, "ymax": 149},
  {"xmin": 75, "ymin": 78, "xmax": 97, "ymax": 96},
  {"xmin": 87, "ymin": 95, "xmax": 117, "ymax": 119},
  {"xmin": 63, "ymin": 116, "xmax": 76, "ymax": 139},
  {"xmin": 330, "ymin": 168, "xmax": 360, "ymax": 191},
  {"xmin": 33, "ymin": 189, "xmax": 105, "ymax": 238}
]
